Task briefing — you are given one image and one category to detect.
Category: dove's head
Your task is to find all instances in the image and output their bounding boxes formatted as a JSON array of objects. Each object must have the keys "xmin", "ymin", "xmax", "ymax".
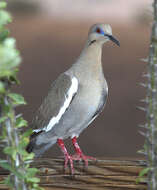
[{"xmin": 88, "ymin": 24, "xmax": 120, "ymax": 46}]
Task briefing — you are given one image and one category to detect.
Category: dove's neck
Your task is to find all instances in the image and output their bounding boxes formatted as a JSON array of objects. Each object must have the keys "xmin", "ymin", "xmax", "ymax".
[
  {"xmin": 78, "ymin": 41, "xmax": 103, "ymax": 66},
  {"xmin": 70, "ymin": 40, "xmax": 105, "ymax": 78}
]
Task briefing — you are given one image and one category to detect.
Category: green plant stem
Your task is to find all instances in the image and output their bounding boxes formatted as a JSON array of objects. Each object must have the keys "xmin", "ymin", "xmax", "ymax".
[{"xmin": 4, "ymin": 96, "xmax": 27, "ymax": 190}]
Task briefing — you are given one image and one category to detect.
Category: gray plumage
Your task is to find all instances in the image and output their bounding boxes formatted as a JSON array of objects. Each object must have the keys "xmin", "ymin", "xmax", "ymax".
[{"xmin": 26, "ymin": 23, "xmax": 119, "ymax": 157}]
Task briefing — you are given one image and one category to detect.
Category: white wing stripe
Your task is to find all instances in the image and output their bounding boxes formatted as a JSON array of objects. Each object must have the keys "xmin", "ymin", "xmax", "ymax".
[
  {"xmin": 42, "ymin": 76, "xmax": 78, "ymax": 132},
  {"xmin": 33, "ymin": 129, "xmax": 42, "ymax": 133}
]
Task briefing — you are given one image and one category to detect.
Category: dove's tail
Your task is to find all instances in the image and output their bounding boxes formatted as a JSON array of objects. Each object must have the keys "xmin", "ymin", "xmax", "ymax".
[{"xmin": 26, "ymin": 131, "xmax": 57, "ymax": 157}]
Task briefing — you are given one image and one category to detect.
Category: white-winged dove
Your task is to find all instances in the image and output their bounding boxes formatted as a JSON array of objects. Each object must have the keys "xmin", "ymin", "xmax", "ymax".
[{"xmin": 26, "ymin": 23, "xmax": 120, "ymax": 174}]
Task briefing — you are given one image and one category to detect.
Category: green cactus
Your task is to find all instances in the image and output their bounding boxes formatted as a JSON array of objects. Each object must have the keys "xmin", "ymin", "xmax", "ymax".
[
  {"xmin": 138, "ymin": 0, "xmax": 157, "ymax": 189},
  {"xmin": 0, "ymin": 1, "xmax": 43, "ymax": 190}
]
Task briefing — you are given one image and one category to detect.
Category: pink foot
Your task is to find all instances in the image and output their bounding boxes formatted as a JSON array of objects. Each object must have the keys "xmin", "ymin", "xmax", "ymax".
[
  {"xmin": 64, "ymin": 153, "xmax": 75, "ymax": 174},
  {"xmin": 57, "ymin": 139, "xmax": 75, "ymax": 174},
  {"xmin": 72, "ymin": 153, "xmax": 96, "ymax": 167},
  {"xmin": 57, "ymin": 138, "xmax": 96, "ymax": 174},
  {"xmin": 71, "ymin": 136, "xmax": 96, "ymax": 167}
]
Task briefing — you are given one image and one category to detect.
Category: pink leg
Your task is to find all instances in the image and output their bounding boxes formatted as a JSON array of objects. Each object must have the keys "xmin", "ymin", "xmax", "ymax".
[
  {"xmin": 71, "ymin": 136, "xmax": 96, "ymax": 167},
  {"xmin": 57, "ymin": 139, "xmax": 74, "ymax": 174}
]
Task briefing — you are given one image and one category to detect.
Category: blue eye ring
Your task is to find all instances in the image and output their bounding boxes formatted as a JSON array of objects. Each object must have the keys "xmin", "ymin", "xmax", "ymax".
[{"xmin": 96, "ymin": 27, "xmax": 105, "ymax": 35}]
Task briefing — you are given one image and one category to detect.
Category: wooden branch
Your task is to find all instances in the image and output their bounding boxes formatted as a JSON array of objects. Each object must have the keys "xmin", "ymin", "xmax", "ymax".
[{"xmin": 0, "ymin": 157, "xmax": 147, "ymax": 190}]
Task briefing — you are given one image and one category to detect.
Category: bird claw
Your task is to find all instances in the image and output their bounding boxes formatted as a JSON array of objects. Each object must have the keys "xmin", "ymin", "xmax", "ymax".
[
  {"xmin": 71, "ymin": 153, "xmax": 96, "ymax": 167},
  {"xmin": 58, "ymin": 138, "xmax": 96, "ymax": 175},
  {"xmin": 71, "ymin": 136, "xmax": 96, "ymax": 168},
  {"xmin": 63, "ymin": 153, "xmax": 96, "ymax": 174},
  {"xmin": 64, "ymin": 154, "xmax": 75, "ymax": 175}
]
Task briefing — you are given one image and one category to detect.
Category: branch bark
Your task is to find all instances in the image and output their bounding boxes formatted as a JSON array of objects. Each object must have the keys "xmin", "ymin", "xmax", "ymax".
[{"xmin": 0, "ymin": 158, "xmax": 147, "ymax": 190}]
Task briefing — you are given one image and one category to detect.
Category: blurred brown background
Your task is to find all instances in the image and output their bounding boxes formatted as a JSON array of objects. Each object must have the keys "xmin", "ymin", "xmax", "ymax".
[{"xmin": 7, "ymin": 0, "xmax": 152, "ymax": 158}]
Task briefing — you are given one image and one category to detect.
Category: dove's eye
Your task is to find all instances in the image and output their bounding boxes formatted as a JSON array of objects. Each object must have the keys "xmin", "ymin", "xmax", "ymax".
[{"xmin": 96, "ymin": 28, "xmax": 104, "ymax": 35}]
